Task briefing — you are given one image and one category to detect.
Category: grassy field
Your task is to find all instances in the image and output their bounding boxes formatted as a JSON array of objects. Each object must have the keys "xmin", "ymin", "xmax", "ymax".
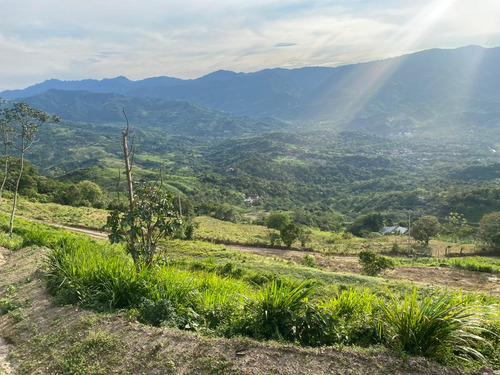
[
  {"xmin": 0, "ymin": 194, "xmax": 108, "ymax": 229},
  {"xmin": 0, "ymin": 210, "xmax": 499, "ymax": 370}
]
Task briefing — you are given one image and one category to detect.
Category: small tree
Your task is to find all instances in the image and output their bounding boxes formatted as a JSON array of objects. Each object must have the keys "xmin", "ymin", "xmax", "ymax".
[
  {"xmin": 347, "ymin": 213, "xmax": 385, "ymax": 237},
  {"xmin": 266, "ymin": 211, "xmax": 290, "ymax": 231},
  {"xmin": 358, "ymin": 250, "xmax": 395, "ymax": 276},
  {"xmin": 478, "ymin": 212, "xmax": 500, "ymax": 247},
  {"xmin": 280, "ymin": 223, "xmax": 300, "ymax": 248},
  {"xmin": 412, "ymin": 215, "xmax": 440, "ymax": 246},
  {"xmin": 105, "ymin": 109, "xmax": 183, "ymax": 270},
  {"xmin": 0, "ymin": 98, "xmax": 16, "ymax": 203},
  {"xmin": 444, "ymin": 212, "xmax": 475, "ymax": 241},
  {"xmin": 0, "ymin": 102, "xmax": 59, "ymax": 236},
  {"xmin": 106, "ymin": 184, "xmax": 183, "ymax": 269},
  {"xmin": 298, "ymin": 227, "xmax": 312, "ymax": 247}
]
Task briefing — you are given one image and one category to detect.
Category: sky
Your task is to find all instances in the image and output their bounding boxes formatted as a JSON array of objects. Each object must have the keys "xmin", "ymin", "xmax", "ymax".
[{"xmin": 1, "ymin": 0, "xmax": 499, "ymax": 90}]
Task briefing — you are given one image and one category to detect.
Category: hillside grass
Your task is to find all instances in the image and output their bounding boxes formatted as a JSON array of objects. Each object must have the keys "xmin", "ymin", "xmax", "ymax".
[
  {"xmin": 0, "ymin": 215, "xmax": 500, "ymax": 367},
  {"xmin": 1, "ymin": 215, "xmax": 498, "ymax": 367},
  {"xmin": 0, "ymin": 194, "xmax": 108, "ymax": 229}
]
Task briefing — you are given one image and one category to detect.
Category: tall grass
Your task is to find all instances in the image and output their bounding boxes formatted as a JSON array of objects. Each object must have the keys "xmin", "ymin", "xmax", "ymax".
[
  {"xmin": 448, "ymin": 257, "xmax": 500, "ymax": 274},
  {"xmin": 242, "ymin": 279, "xmax": 316, "ymax": 341},
  {"xmin": 309, "ymin": 289, "xmax": 379, "ymax": 346},
  {"xmin": 7, "ymin": 219, "xmax": 498, "ymax": 366},
  {"xmin": 379, "ymin": 288, "xmax": 488, "ymax": 362}
]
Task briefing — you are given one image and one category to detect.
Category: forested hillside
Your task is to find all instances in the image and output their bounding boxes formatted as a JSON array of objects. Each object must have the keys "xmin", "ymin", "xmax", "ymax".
[{"xmin": 1, "ymin": 46, "xmax": 499, "ymax": 226}]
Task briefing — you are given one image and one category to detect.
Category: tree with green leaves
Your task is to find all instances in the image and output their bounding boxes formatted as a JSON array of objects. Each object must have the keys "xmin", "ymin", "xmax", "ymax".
[
  {"xmin": 105, "ymin": 110, "xmax": 183, "ymax": 270},
  {"xmin": 105, "ymin": 183, "xmax": 183, "ymax": 270},
  {"xmin": 347, "ymin": 213, "xmax": 385, "ymax": 237},
  {"xmin": 478, "ymin": 211, "xmax": 500, "ymax": 247},
  {"xmin": 266, "ymin": 211, "xmax": 290, "ymax": 231},
  {"xmin": 0, "ymin": 98, "xmax": 16, "ymax": 203},
  {"xmin": 280, "ymin": 223, "xmax": 300, "ymax": 248},
  {"xmin": 412, "ymin": 215, "xmax": 440, "ymax": 246},
  {"xmin": 444, "ymin": 212, "xmax": 476, "ymax": 241},
  {"xmin": 0, "ymin": 101, "xmax": 59, "ymax": 236},
  {"xmin": 358, "ymin": 250, "xmax": 395, "ymax": 276},
  {"xmin": 298, "ymin": 227, "xmax": 312, "ymax": 247}
]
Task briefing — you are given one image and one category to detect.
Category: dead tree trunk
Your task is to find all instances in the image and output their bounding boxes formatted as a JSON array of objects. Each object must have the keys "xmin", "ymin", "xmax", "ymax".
[
  {"xmin": 122, "ymin": 109, "xmax": 134, "ymax": 209},
  {"xmin": 9, "ymin": 138, "xmax": 25, "ymax": 237}
]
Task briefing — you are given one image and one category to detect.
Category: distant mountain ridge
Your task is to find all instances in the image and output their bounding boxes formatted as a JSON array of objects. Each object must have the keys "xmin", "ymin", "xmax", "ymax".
[
  {"xmin": 21, "ymin": 89, "xmax": 288, "ymax": 137},
  {"xmin": 0, "ymin": 75, "xmax": 184, "ymax": 99},
  {"xmin": 2, "ymin": 45, "xmax": 500, "ymax": 136}
]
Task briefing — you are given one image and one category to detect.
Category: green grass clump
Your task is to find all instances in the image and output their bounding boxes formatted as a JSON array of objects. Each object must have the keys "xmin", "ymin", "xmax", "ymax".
[
  {"xmin": 448, "ymin": 257, "xmax": 500, "ymax": 274},
  {"xmin": 0, "ymin": 232, "xmax": 23, "ymax": 250},
  {"xmin": 0, "ymin": 297, "xmax": 19, "ymax": 313},
  {"xmin": 379, "ymin": 288, "xmax": 487, "ymax": 363},
  {"xmin": 240, "ymin": 279, "xmax": 315, "ymax": 341}
]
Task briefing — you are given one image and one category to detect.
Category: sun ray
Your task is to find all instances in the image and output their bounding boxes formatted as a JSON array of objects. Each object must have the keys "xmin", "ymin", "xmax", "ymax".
[{"xmin": 309, "ymin": 0, "xmax": 462, "ymax": 127}]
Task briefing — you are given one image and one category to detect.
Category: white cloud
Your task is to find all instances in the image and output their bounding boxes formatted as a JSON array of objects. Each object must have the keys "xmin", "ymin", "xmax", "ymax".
[{"xmin": 0, "ymin": 0, "xmax": 499, "ymax": 90}]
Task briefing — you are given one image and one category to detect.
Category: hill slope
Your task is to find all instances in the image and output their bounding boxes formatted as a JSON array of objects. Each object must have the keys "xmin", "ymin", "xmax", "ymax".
[
  {"xmin": 21, "ymin": 89, "xmax": 289, "ymax": 137},
  {"xmin": 3, "ymin": 46, "xmax": 500, "ymax": 135}
]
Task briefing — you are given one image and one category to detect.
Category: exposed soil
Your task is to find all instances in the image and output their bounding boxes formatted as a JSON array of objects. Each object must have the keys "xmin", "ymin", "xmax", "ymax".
[
  {"xmin": 0, "ymin": 250, "xmax": 13, "ymax": 375},
  {"xmin": 226, "ymin": 245, "xmax": 500, "ymax": 297},
  {"xmin": 1, "ymin": 246, "xmax": 492, "ymax": 375}
]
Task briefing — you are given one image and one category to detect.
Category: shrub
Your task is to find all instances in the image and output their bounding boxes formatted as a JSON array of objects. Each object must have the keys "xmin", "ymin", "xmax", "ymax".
[
  {"xmin": 243, "ymin": 279, "xmax": 315, "ymax": 341},
  {"xmin": 302, "ymin": 289, "xmax": 379, "ymax": 347},
  {"xmin": 302, "ymin": 254, "xmax": 317, "ymax": 268},
  {"xmin": 137, "ymin": 298, "xmax": 186, "ymax": 328},
  {"xmin": 266, "ymin": 212, "xmax": 290, "ymax": 231},
  {"xmin": 267, "ymin": 231, "xmax": 281, "ymax": 246},
  {"xmin": 358, "ymin": 250, "xmax": 395, "ymax": 276},
  {"xmin": 280, "ymin": 223, "xmax": 300, "ymax": 248},
  {"xmin": 0, "ymin": 298, "xmax": 19, "ymax": 314},
  {"xmin": 379, "ymin": 288, "xmax": 487, "ymax": 362}
]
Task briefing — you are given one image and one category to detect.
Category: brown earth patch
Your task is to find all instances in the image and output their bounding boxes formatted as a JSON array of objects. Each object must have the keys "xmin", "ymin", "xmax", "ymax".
[{"xmin": 227, "ymin": 245, "xmax": 500, "ymax": 297}]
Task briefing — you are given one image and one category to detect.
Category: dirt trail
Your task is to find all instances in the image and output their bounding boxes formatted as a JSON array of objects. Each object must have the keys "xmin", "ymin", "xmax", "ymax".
[
  {"xmin": 226, "ymin": 244, "xmax": 500, "ymax": 296},
  {"xmin": 10, "ymin": 217, "xmax": 500, "ymax": 296}
]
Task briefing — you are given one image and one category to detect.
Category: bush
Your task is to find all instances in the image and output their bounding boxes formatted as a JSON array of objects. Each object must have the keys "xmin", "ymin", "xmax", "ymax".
[
  {"xmin": 300, "ymin": 289, "xmax": 378, "ymax": 347},
  {"xmin": 280, "ymin": 223, "xmax": 300, "ymax": 248},
  {"xmin": 137, "ymin": 298, "xmax": 185, "ymax": 328},
  {"xmin": 266, "ymin": 212, "xmax": 290, "ymax": 231},
  {"xmin": 242, "ymin": 279, "xmax": 315, "ymax": 341},
  {"xmin": 358, "ymin": 250, "xmax": 395, "ymax": 276},
  {"xmin": 379, "ymin": 289, "xmax": 487, "ymax": 362},
  {"xmin": 0, "ymin": 298, "xmax": 19, "ymax": 314}
]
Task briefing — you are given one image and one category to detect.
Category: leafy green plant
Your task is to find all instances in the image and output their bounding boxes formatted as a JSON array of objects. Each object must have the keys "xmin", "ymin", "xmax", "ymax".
[
  {"xmin": 379, "ymin": 288, "xmax": 487, "ymax": 362},
  {"xmin": 105, "ymin": 184, "xmax": 183, "ymax": 270},
  {"xmin": 280, "ymin": 223, "xmax": 300, "ymax": 248},
  {"xmin": 0, "ymin": 297, "xmax": 19, "ymax": 313},
  {"xmin": 301, "ymin": 288, "xmax": 378, "ymax": 347},
  {"xmin": 301, "ymin": 254, "xmax": 317, "ymax": 268},
  {"xmin": 358, "ymin": 250, "xmax": 395, "ymax": 276},
  {"xmin": 244, "ymin": 279, "xmax": 315, "ymax": 341}
]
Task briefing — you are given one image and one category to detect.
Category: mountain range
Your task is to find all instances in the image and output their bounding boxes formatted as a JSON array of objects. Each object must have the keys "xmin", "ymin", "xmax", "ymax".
[
  {"xmin": 2, "ymin": 45, "xmax": 499, "ymax": 139},
  {"xmin": 0, "ymin": 45, "xmax": 499, "ymax": 221}
]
